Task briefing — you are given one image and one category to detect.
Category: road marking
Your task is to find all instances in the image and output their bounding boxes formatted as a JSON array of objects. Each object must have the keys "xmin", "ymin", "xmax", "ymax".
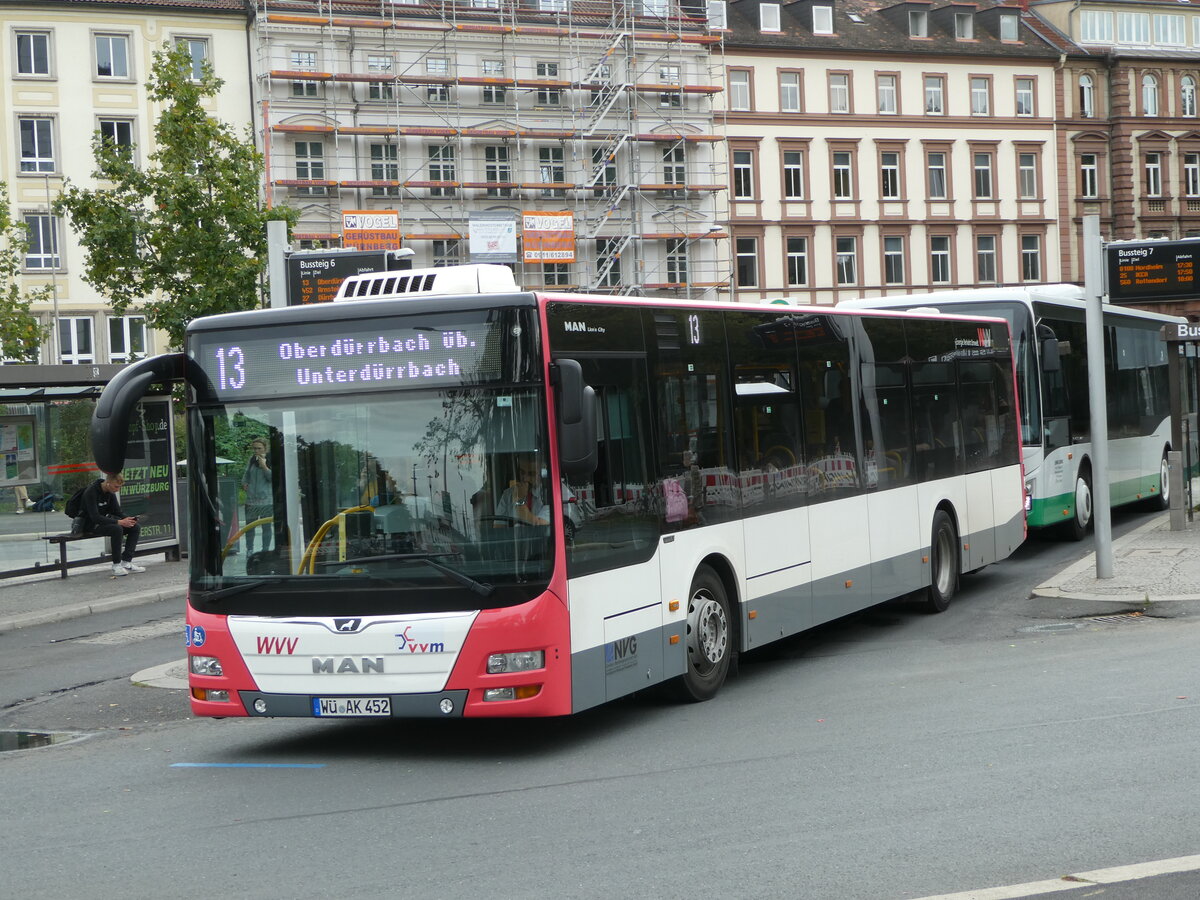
[
  {"xmin": 170, "ymin": 763, "xmax": 326, "ymax": 769},
  {"xmin": 78, "ymin": 619, "xmax": 180, "ymax": 645},
  {"xmin": 910, "ymin": 853, "xmax": 1200, "ymax": 899}
]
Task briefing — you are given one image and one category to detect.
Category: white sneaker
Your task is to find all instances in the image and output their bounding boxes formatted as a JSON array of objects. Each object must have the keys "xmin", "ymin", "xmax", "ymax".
[
  {"xmin": 14, "ymin": 508, "xmax": 23, "ymax": 515},
  {"xmin": 121, "ymin": 561, "xmax": 146, "ymax": 574},
  {"xmin": 112, "ymin": 564, "xmax": 128, "ymax": 576},
  {"xmin": 24, "ymin": 499, "xmax": 34, "ymax": 508}
]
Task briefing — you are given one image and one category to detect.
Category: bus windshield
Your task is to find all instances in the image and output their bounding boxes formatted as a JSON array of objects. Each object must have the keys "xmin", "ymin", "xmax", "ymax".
[{"xmin": 187, "ymin": 386, "xmax": 554, "ymax": 616}]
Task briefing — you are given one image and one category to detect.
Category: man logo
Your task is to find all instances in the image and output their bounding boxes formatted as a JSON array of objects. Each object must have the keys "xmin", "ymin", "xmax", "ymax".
[{"xmin": 334, "ymin": 618, "xmax": 363, "ymax": 633}]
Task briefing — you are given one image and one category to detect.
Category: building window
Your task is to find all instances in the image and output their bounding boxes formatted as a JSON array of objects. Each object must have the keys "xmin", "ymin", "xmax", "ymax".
[
  {"xmin": 291, "ymin": 50, "xmax": 318, "ymax": 98},
  {"xmin": 659, "ymin": 65, "xmax": 681, "ymax": 108},
  {"xmin": 909, "ymin": 11, "xmax": 928, "ymax": 37},
  {"xmin": 1185, "ymin": 153, "xmax": 1200, "ymax": 197},
  {"xmin": 1000, "ymin": 14, "xmax": 1019, "ymax": 41},
  {"xmin": 109, "ymin": 316, "xmax": 147, "ymax": 364},
  {"xmin": 596, "ymin": 238, "xmax": 622, "ymax": 287},
  {"xmin": 927, "ymin": 151, "xmax": 948, "ymax": 199},
  {"xmin": 368, "ymin": 55, "xmax": 394, "ymax": 101},
  {"xmin": 973, "ymin": 152, "xmax": 993, "ymax": 199},
  {"xmin": 924, "ymin": 75, "xmax": 944, "ymax": 114},
  {"xmin": 295, "ymin": 142, "xmax": 325, "ymax": 195},
  {"xmin": 1145, "ymin": 152, "xmax": 1162, "ymax": 196},
  {"xmin": 370, "ymin": 144, "xmax": 399, "ymax": 197},
  {"xmin": 427, "ymin": 58, "xmax": 451, "ymax": 103},
  {"xmin": 829, "ymin": 73, "xmax": 850, "ymax": 113},
  {"xmin": 472, "ymin": 0, "xmax": 498, "ymax": 7},
  {"xmin": 955, "ymin": 13, "xmax": 974, "ymax": 39},
  {"xmin": 1080, "ymin": 10, "xmax": 1113, "ymax": 43},
  {"xmin": 543, "ymin": 263, "xmax": 570, "ymax": 286},
  {"xmin": 1143, "ymin": 74, "xmax": 1159, "ymax": 115},
  {"xmin": 735, "ymin": 237, "xmax": 759, "ymax": 288},
  {"xmin": 663, "ymin": 146, "xmax": 686, "ymax": 186},
  {"xmin": 835, "ymin": 236, "xmax": 857, "ymax": 285},
  {"xmin": 1080, "ymin": 153, "xmax": 1099, "ymax": 198},
  {"xmin": 1079, "ymin": 74, "xmax": 1095, "ymax": 118},
  {"xmin": 728, "ymin": 69, "xmax": 751, "ymax": 111},
  {"xmin": 432, "ymin": 240, "xmax": 460, "ymax": 267},
  {"xmin": 1118, "ymin": 12, "xmax": 1150, "ymax": 44},
  {"xmin": 930, "ymin": 236, "xmax": 951, "ymax": 284},
  {"xmin": 643, "ymin": 0, "xmax": 668, "ymax": 15},
  {"xmin": 880, "ymin": 151, "xmax": 901, "ymax": 199},
  {"xmin": 707, "ymin": 1, "xmax": 728, "ymax": 29},
  {"xmin": 95, "ymin": 34, "xmax": 129, "ymax": 79},
  {"xmin": 877, "ymin": 74, "xmax": 897, "ymax": 114},
  {"xmin": 812, "ymin": 5, "xmax": 833, "ymax": 35},
  {"xmin": 970, "ymin": 77, "xmax": 991, "ymax": 115},
  {"xmin": 539, "ymin": 0, "xmax": 567, "ymax": 10},
  {"xmin": 1021, "ymin": 235, "xmax": 1041, "ymax": 282},
  {"xmin": 429, "ymin": 145, "xmax": 456, "ymax": 196},
  {"xmin": 59, "ymin": 318, "xmax": 95, "ymax": 365},
  {"xmin": 786, "ymin": 236, "xmax": 808, "ymax": 286},
  {"xmin": 783, "ymin": 151, "xmax": 805, "ymax": 199},
  {"xmin": 1018, "ymin": 152, "xmax": 1039, "ymax": 199},
  {"xmin": 732, "ymin": 150, "xmax": 755, "ymax": 198},
  {"xmin": 98, "ymin": 118, "xmax": 135, "ymax": 157},
  {"xmin": 780, "ymin": 71, "xmax": 802, "ymax": 113},
  {"xmin": 539, "ymin": 146, "xmax": 566, "ymax": 197},
  {"xmin": 536, "ymin": 61, "xmax": 561, "ymax": 106},
  {"xmin": 485, "ymin": 146, "xmax": 512, "ymax": 198},
  {"xmin": 16, "ymin": 31, "xmax": 51, "ymax": 76},
  {"xmin": 832, "ymin": 151, "xmax": 854, "ymax": 199},
  {"xmin": 1015, "ymin": 78, "xmax": 1035, "ymax": 116},
  {"xmin": 1182, "ymin": 76, "xmax": 1197, "ymax": 118},
  {"xmin": 175, "ymin": 37, "xmax": 209, "ymax": 81},
  {"xmin": 975, "ymin": 235, "xmax": 997, "ymax": 283},
  {"xmin": 1154, "ymin": 14, "xmax": 1185, "ymax": 45},
  {"xmin": 883, "ymin": 236, "xmax": 905, "ymax": 284},
  {"xmin": 761, "ymin": 3, "xmax": 781, "ymax": 32},
  {"xmin": 482, "ymin": 60, "xmax": 505, "ymax": 104},
  {"xmin": 666, "ymin": 239, "xmax": 689, "ymax": 283},
  {"xmin": 23, "ymin": 214, "xmax": 61, "ymax": 270},
  {"xmin": 19, "ymin": 118, "xmax": 55, "ymax": 173},
  {"xmin": 591, "ymin": 147, "xmax": 616, "ymax": 188}
]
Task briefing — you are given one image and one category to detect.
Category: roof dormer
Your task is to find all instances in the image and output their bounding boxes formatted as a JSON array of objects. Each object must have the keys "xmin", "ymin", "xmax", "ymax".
[
  {"xmin": 931, "ymin": 2, "xmax": 979, "ymax": 40},
  {"xmin": 880, "ymin": 1, "xmax": 935, "ymax": 39}
]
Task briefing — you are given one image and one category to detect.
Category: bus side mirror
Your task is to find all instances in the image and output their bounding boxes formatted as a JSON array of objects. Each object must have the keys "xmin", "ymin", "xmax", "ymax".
[
  {"xmin": 553, "ymin": 358, "xmax": 597, "ymax": 479},
  {"xmin": 1036, "ymin": 324, "xmax": 1061, "ymax": 374}
]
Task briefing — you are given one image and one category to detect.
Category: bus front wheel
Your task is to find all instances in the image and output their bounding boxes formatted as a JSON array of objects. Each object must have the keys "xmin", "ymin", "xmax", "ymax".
[
  {"xmin": 670, "ymin": 565, "xmax": 734, "ymax": 702},
  {"xmin": 924, "ymin": 510, "xmax": 959, "ymax": 614}
]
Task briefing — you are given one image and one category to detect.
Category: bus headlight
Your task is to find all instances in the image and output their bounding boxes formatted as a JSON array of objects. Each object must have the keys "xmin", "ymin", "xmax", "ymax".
[
  {"xmin": 487, "ymin": 650, "xmax": 545, "ymax": 674},
  {"xmin": 190, "ymin": 655, "xmax": 223, "ymax": 677}
]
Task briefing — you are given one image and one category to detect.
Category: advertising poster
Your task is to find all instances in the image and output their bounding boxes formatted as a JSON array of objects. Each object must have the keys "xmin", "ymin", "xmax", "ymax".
[
  {"xmin": 469, "ymin": 213, "xmax": 518, "ymax": 263},
  {"xmin": 342, "ymin": 210, "xmax": 401, "ymax": 252},
  {"xmin": 117, "ymin": 399, "xmax": 176, "ymax": 543},
  {"xmin": 522, "ymin": 211, "xmax": 576, "ymax": 263},
  {"xmin": 0, "ymin": 416, "xmax": 38, "ymax": 486}
]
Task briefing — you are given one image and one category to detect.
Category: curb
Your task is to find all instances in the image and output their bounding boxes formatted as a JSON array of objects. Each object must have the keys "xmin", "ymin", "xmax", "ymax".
[
  {"xmin": 0, "ymin": 586, "xmax": 184, "ymax": 634},
  {"xmin": 131, "ymin": 659, "xmax": 189, "ymax": 690}
]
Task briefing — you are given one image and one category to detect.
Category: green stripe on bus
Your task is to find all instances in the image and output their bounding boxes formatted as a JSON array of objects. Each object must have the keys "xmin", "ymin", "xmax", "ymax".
[{"xmin": 1027, "ymin": 473, "xmax": 1162, "ymax": 529}]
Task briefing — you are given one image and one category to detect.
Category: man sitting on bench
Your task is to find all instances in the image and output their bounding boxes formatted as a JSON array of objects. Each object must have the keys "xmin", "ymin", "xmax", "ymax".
[{"xmin": 82, "ymin": 473, "xmax": 145, "ymax": 576}]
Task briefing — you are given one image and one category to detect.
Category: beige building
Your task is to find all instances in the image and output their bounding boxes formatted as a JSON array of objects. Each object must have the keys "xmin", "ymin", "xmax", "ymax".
[
  {"xmin": 720, "ymin": 0, "xmax": 1063, "ymax": 304},
  {"xmin": 1, "ymin": 0, "xmax": 252, "ymax": 363}
]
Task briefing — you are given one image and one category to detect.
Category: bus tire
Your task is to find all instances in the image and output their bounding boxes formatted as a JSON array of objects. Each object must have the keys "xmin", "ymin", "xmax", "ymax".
[
  {"xmin": 1148, "ymin": 452, "xmax": 1170, "ymax": 512},
  {"xmin": 924, "ymin": 510, "xmax": 959, "ymax": 614},
  {"xmin": 1065, "ymin": 467, "xmax": 1093, "ymax": 541},
  {"xmin": 669, "ymin": 564, "xmax": 734, "ymax": 702}
]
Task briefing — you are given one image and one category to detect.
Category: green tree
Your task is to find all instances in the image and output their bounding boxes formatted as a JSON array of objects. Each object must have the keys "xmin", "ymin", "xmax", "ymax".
[
  {"xmin": 0, "ymin": 184, "xmax": 51, "ymax": 362},
  {"xmin": 56, "ymin": 44, "xmax": 296, "ymax": 350}
]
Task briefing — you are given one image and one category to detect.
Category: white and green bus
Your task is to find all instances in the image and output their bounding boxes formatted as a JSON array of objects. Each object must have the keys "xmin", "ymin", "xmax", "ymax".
[{"xmin": 843, "ymin": 286, "xmax": 1187, "ymax": 538}]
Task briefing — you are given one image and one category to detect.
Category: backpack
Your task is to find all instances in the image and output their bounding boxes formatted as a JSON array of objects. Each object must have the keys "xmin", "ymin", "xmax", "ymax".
[{"xmin": 64, "ymin": 483, "xmax": 90, "ymax": 519}]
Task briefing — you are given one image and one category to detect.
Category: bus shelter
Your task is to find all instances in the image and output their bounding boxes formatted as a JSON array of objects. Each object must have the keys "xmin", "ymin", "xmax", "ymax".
[
  {"xmin": 1164, "ymin": 322, "xmax": 1200, "ymax": 524},
  {"xmin": 0, "ymin": 364, "xmax": 179, "ymax": 579}
]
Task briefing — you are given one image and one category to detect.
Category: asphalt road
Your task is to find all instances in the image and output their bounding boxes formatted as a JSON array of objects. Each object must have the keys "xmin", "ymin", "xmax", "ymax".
[{"xmin": 3, "ymin": 509, "xmax": 1199, "ymax": 899}]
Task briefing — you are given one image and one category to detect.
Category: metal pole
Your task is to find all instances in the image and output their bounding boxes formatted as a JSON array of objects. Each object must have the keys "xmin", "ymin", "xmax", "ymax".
[
  {"xmin": 44, "ymin": 175, "xmax": 62, "ymax": 363},
  {"xmin": 1083, "ymin": 215, "xmax": 1113, "ymax": 577},
  {"xmin": 267, "ymin": 219, "xmax": 288, "ymax": 309}
]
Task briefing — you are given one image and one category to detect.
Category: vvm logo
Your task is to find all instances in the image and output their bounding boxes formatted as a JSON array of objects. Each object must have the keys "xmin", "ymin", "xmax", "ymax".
[{"xmin": 395, "ymin": 625, "xmax": 446, "ymax": 654}]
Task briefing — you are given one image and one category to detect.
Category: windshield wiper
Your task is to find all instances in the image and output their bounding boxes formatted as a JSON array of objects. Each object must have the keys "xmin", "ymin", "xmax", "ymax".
[
  {"xmin": 333, "ymin": 552, "xmax": 495, "ymax": 598},
  {"xmin": 194, "ymin": 580, "xmax": 269, "ymax": 603}
]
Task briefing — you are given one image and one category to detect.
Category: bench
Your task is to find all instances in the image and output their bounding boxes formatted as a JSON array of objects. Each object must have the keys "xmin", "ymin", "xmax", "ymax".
[{"xmin": 42, "ymin": 532, "xmax": 178, "ymax": 579}]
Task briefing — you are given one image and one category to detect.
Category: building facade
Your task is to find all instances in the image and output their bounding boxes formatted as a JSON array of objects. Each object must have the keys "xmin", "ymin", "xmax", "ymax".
[{"xmin": 1, "ymin": 0, "xmax": 252, "ymax": 364}]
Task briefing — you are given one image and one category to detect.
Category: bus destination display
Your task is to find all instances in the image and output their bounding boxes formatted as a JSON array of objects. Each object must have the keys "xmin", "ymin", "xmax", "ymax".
[
  {"xmin": 1106, "ymin": 239, "xmax": 1200, "ymax": 303},
  {"xmin": 194, "ymin": 319, "xmax": 502, "ymax": 400}
]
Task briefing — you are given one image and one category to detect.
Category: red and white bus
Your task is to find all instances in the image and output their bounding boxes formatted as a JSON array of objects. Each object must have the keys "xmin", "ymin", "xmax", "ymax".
[{"xmin": 92, "ymin": 265, "xmax": 1026, "ymax": 718}]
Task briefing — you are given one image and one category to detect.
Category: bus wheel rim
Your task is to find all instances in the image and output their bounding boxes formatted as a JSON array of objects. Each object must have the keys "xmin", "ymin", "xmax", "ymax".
[
  {"xmin": 935, "ymin": 527, "xmax": 954, "ymax": 595},
  {"xmin": 1076, "ymin": 477, "xmax": 1092, "ymax": 526},
  {"xmin": 1161, "ymin": 457, "xmax": 1170, "ymax": 505},
  {"xmin": 689, "ymin": 591, "xmax": 727, "ymax": 671}
]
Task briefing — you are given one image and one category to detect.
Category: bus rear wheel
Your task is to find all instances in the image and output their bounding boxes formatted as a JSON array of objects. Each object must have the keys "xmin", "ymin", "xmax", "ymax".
[
  {"xmin": 1064, "ymin": 468, "xmax": 1093, "ymax": 541},
  {"xmin": 670, "ymin": 565, "xmax": 734, "ymax": 702},
  {"xmin": 924, "ymin": 510, "xmax": 959, "ymax": 614},
  {"xmin": 1148, "ymin": 452, "xmax": 1170, "ymax": 512}
]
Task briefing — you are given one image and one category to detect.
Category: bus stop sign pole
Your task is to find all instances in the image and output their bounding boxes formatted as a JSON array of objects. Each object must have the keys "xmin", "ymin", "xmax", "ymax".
[{"xmin": 1084, "ymin": 215, "xmax": 1113, "ymax": 578}]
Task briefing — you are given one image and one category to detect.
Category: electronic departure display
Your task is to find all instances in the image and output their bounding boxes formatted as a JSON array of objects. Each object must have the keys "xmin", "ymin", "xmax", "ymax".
[
  {"xmin": 190, "ymin": 313, "xmax": 507, "ymax": 401},
  {"xmin": 1106, "ymin": 239, "xmax": 1200, "ymax": 303}
]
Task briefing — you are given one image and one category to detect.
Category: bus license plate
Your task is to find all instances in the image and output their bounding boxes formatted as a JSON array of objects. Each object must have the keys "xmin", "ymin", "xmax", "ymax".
[{"xmin": 313, "ymin": 697, "xmax": 391, "ymax": 717}]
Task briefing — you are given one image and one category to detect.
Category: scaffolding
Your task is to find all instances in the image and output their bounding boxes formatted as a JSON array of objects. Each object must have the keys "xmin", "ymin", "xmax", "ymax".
[{"xmin": 252, "ymin": 0, "xmax": 728, "ymax": 296}]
